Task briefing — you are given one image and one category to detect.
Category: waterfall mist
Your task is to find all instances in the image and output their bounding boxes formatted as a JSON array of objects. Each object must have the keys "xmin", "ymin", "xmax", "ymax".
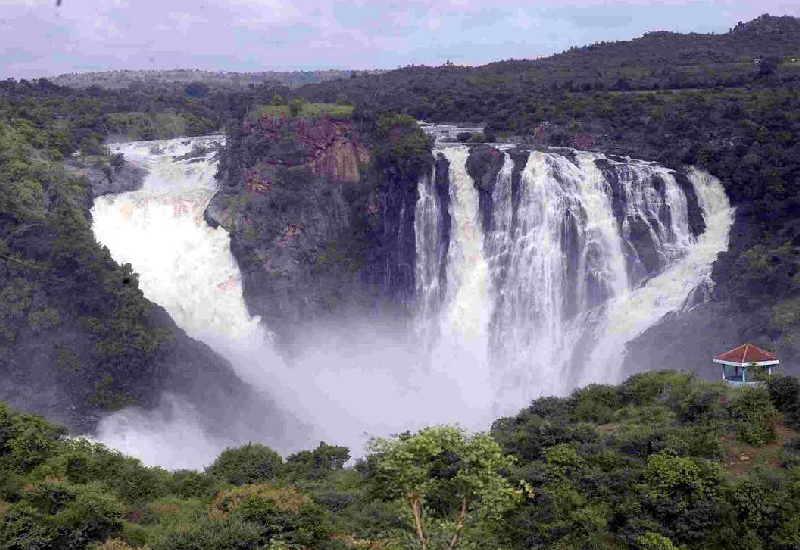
[{"xmin": 90, "ymin": 136, "xmax": 732, "ymax": 470}]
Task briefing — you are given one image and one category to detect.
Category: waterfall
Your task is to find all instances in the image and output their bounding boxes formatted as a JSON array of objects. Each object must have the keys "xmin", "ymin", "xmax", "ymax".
[
  {"xmin": 93, "ymin": 137, "xmax": 264, "ymax": 346},
  {"xmin": 91, "ymin": 138, "xmax": 498, "ymax": 467},
  {"xmin": 91, "ymin": 137, "xmax": 290, "ymax": 468},
  {"xmin": 426, "ymin": 147, "xmax": 493, "ymax": 410},
  {"xmin": 415, "ymin": 145, "xmax": 733, "ymax": 411},
  {"xmin": 88, "ymin": 135, "xmax": 732, "ymax": 467}
]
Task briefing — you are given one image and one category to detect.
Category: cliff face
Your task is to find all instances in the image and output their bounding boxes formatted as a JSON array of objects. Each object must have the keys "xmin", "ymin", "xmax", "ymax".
[{"xmin": 208, "ymin": 113, "xmax": 429, "ymax": 351}]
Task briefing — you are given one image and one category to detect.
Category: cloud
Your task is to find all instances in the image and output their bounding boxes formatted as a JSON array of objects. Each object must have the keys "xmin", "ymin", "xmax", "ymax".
[{"xmin": 0, "ymin": 0, "xmax": 797, "ymax": 78}]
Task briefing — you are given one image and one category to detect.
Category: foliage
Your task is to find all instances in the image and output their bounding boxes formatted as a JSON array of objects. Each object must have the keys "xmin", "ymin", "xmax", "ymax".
[
  {"xmin": 206, "ymin": 443, "xmax": 285, "ymax": 485},
  {"xmin": 286, "ymin": 441, "xmax": 350, "ymax": 480},
  {"xmin": 367, "ymin": 425, "xmax": 522, "ymax": 549},
  {"xmin": 7, "ymin": 367, "xmax": 800, "ymax": 550},
  {"xmin": 727, "ymin": 386, "xmax": 777, "ymax": 445},
  {"xmin": 370, "ymin": 114, "xmax": 434, "ymax": 181}
]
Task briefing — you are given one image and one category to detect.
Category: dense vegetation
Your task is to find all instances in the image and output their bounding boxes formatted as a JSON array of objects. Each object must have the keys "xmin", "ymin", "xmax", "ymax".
[
  {"xmin": 0, "ymin": 115, "xmax": 171, "ymax": 417},
  {"xmin": 7, "ymin": 371, "xmax": 800, "ymax": 549}
]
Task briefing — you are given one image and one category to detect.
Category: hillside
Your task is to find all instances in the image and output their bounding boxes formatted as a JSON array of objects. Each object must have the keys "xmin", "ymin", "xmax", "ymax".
[{"xmin": 5, "ymin": 371, "xmax": 800, "ymax": 550}]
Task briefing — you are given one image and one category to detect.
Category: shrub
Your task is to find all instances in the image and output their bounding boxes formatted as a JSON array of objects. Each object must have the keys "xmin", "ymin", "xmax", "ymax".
[
  {"xmin": 0, "ymin": 482, "xmax": 124, "ymax": 549},
  {"xmin": 207, "ymin": 483, "xmax": 333, "ymax": 549},
  {"xmin": 167, "ymin": 469, "xmax": 219, "ymax": 499},
  {"xmin": 767, "ymin": 375, "xmax": 800, "ymax": 413},
  {"xmin": 1, "ymin": 408, "xmax": 65, "ymax": 473},
  {"xmin": 289, "ymin": 99, "xmax": 304, "ymax": 117},
  {"xmin": 728, "ymin": 386, "xmax": 777, "ymax": 446},
  {"xmin": 637, "ymin": 531, "xmax": 683, "ymax": 550},
  {"xmin": 52, "ymin": 439, "xmax": 171, "ymax": 503},
  {"xmin": 94, "ymin": 539, "xmax": 141, "ymax": 550},
  {"xmin": 286, "ymin": 441, "xmax": 350, "ymax": 480},
  {"xmin": 209, "ymin": 484, "xmax": 309, "ymax": 520},
  {"xmin": 152, "ymin": 517, "xmax": 263, "ymax": 550},
  {"xmin": 572, "ymin": 384, "xmax": 621, "ymax": 423},
  {"xmin": 206, "ymin": 443, "xmax": 284, "ymax": 486}
]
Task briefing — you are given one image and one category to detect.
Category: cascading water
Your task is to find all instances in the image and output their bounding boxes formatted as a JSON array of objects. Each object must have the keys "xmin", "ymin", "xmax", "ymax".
[
  {"xmin": 415, "ymin": 143, "xmax": 733, "ymax": 412},
  {"xmin": 88, "ymin": 133, "xmax": 732, "ymax": 468},
  {"xmin": 92, "ymin": 137, "xmax": 264, "ymax": 347},
  {"xmin": 419, "ymin": 147, "xmax": 493, "ymax": 411},
  {"xmin": 90, "ymin": 137, "xmax": 291, "ymax": 468},
  {"xmin": 91, "ymin": 137, "xmax": 496, "ymax": 468}
]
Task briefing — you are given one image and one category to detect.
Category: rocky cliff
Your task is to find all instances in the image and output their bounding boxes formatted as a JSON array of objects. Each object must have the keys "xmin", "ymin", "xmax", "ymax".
[{"xmin": 207, "ymin": 112, "xmax": 431, "ymax": 351}]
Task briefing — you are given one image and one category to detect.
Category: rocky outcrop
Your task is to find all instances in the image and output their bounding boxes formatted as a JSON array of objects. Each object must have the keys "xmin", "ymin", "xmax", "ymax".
[
  {"xmin": 208, "ymin": 114, "xmax": 430, "ymax": 351},
  {"xmin": 240, "ymin": 115, "xmax": 369, "ymax": 185},
  {"xmin": 466, "ymin": 144, "xmax": 505, "ymax": 232},
  {"xmin": 674, "ymin": 168, "xmax": 707, "ymax": 237},
  {"xmin": 63, "ymin": 157, "xmax": 146, "ymax": 198}
]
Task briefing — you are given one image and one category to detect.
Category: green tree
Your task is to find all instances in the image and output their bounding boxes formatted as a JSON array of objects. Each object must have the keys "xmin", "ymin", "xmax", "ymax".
[
  {"xmin": 289, "ymin": 99, "xmax": 304, "ymax": 117},
  {"xmin": 206, "ymin": 443, "xmax": 284, "ymax": 485},
  {"xmin": 367, "ymin": 425, "xmax": 523, "ymax": 550}
]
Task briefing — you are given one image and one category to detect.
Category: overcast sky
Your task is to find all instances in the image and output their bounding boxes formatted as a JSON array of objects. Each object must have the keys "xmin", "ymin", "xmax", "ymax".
[{"xmin": 1, "ymin": 0, "xmax": 799, "ymax": 78}]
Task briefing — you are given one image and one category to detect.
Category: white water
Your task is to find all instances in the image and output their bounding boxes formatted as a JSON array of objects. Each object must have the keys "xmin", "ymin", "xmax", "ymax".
[
  {"xmin": 91, "ymin": 136, "xmax": 289, "ymax": 468},
  {"xmin": 581, "ymin": 166, "xmax": 734, "ymax": 386},
  {"xmin": 89, "ymin": 135, "xmax": 732, "ymax": 468},
  {"xmin": 91, "ymin": 137, "xmax": 496, "ymax": 469},
  {"xmin": 415, "ymin": 146, "xmax": 733, "ymax": 412},
  {"xmin": 425, "ymin": 147, "xmax": 493, "ymax": 412},
  {"xmin": 93, "ymin": 137, "xmax": 264, "ymax": 345}
]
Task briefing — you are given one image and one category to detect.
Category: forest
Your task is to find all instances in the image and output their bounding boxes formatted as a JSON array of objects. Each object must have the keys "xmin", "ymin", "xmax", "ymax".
[{"xmin": 6, "ymin": 370, "xmax": 800, "ymax": 550}]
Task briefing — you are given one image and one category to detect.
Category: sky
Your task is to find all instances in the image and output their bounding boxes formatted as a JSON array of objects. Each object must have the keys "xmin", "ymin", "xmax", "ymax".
[{"xmin": 1, "ymin": 0, "xmax": 799, "ymax": 79}]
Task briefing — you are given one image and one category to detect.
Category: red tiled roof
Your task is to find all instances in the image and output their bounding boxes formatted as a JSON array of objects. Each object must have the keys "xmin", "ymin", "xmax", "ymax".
[{"xmin": 714, "ymin": 343, "xmax": 778, "ymax": 365}]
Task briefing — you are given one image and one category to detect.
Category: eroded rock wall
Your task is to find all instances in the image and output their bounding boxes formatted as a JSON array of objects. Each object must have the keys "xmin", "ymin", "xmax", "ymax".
[{"xmin": 208, "ymin": 114, "xmax": 428, "ymax": 350}]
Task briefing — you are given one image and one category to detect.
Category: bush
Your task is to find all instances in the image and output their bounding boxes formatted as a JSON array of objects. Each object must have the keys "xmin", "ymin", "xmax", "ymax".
[
  {"xmin": 286, "ymin": 441, "xmax": 350, "ymax": 480},
  {"xmin": 767, "ymin": 375, "xmax": 800, "ymax": 413},
  {"xmin": 0, "ymin": 407, "xmax": 65, "ymax": 473},
  {"xmin": 572, "ymin": 384, "xmax": 621, "ymax": 423},
  {"xmin": 152, "ymin": 517, "xmax": 263, "ymax": 550},
  {"xmin": 206, "ymin": 443, "xmax": 284, "ymax": 485},
  {"xmin": 289, "ymin": 99, "xmax": 304, "ymax": 117},
  {"xmin": 206, "ymin": 483, "xmax": 333, "ymax": 549},
  {"xmin": 167, "ymin": 469, "xmax": 219, "ymax": 498},
  {"xmin": 0, "ymin": 482, "xmax": 123, "ymax": 549},
  {"xmin": 728, "ymin": 386, "xmax": 777, "ymax": 446}
]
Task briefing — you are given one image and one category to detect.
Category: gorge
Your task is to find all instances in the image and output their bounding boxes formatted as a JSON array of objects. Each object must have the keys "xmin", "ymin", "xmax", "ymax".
[{"xmin": 87, "ymin": 128, "xmax": 733, "ymax": 468}]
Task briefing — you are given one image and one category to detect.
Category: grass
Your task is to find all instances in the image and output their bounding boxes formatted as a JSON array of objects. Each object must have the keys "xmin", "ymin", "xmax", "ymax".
[{"xmin": 249, "ymin": 103, "xmax": 354, "ymax": 121}]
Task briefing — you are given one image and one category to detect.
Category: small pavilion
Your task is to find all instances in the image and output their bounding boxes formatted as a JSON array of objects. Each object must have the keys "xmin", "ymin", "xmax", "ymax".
[{"xmin": 713, "ymin": 343, "xmax": 779, "ymax": 385}]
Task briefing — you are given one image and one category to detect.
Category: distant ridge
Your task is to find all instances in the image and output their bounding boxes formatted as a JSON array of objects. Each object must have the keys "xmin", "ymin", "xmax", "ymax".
[
  {"xmin": 730, "ymin": 13, "xmax": 800, "ymax": 35},
  {"xmin": 51, "ymin": 68, "xmax": 385, "ymax": 91}
]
